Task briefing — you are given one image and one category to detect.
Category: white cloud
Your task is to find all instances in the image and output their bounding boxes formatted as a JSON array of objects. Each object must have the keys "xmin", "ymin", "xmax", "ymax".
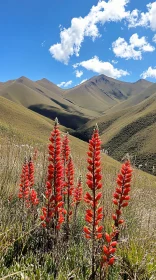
[
  {"xmin": 140, "ymin": 67, "xmax": 156, "ymax": 79},
  {"xmin": 128, "ymin": 2, "xmax": 156, "ymax": 31},
  {"xmin": 112, "ymin": 33, "xmax": 155, "ymax": 60},
  {"xmin": 49, "ymin": 0, "xmax": 130, "ymax": 64},
  {"xmin": 80, "ymin": 79, "xmax": 87, "ymax": 84},
  {"xmin": 153, "ymin": 34, "xmax": 156, "ymax": 43},
  {"xmin": 57, "ymin": 80, "xmax": 72, "ymax": 87},
  {"xmin": 73, "ymin": 56, "xmax": 129, "ymax": 78},
  {"xmin": 75, "ymin": 70, "xmax": 83, "ymax": 78}
]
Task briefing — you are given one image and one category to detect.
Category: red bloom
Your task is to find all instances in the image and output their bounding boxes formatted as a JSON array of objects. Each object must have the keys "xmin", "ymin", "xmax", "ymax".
[
  {"xmin": 29, "ymin": 189, "xmax": 39, "ymax": 206},
  {"xmin": 18, "ymin": 159, "xmax": 30, "ymax": 202},
  {"xmin": 84, "ymin": 125, "xmax": 104, "ymax": 277},
  {"xmin": 112, "ymin": 160, "xmax": 132, "ymax": 241},
  {"xmin": 28, "ymin": 157, "xmax": 35, "ymax": 187},
  {"xmin": 65, "ymin": 155, "xmax": 75, "ymax": 238},
  {"xmin": 40, "ymin": 118, "xmax": 65, "ymax": 232},
  {"xmin": 102, "ymin": 231, "xmax": 117, "ymax": 267},
  {"xmin": 62, "ymin": 133, "xmax": 71, "ymax": 198},
  {"xmin": 73, "ymin": 175, "xmax": 83, "ymax": 205}
]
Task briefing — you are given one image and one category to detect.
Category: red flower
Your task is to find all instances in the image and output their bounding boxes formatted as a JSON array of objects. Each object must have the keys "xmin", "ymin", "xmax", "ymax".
[
  {"xmin": 29, "ymin": 189, "xmax": 39, "ymax": 206},
  {"xmin": 40, "ymin": 118, "xmax": 65, "ymax": 232},
  {"xmin": 65, "ymin": 155, "xmax": 75, "ymax": 238},
  {"xmin": 84, "ymin": 125, "xmax": 104, "ymax": 276},
  {"xmin": 18, "ymin": 159, "xmax": 30, "ymax": 203},
  {"xmin": 62, "ymin": 133, "xmax": 71, "ymax": 198},
  {"xmin": 112, "ymin": 160, "xmax": 132, "ymax": 241},
  {"xmin": 73, "ymin": 175, "xmax": 83, "ymax": 205},
  {"xmin": 28, "ymin": 157, "xmax": 35, "ymax": 187}
]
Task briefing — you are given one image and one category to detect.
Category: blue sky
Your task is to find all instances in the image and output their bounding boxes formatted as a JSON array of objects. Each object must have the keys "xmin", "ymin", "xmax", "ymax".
[{"xmin": 0, "ymin": 0, "xmax": 156, "ymax": 87}]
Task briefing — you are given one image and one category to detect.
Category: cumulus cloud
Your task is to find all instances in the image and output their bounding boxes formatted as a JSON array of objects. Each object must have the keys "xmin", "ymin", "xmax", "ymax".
[
  {"xmin": 80, "ymin": 79, "xmax": 87, "ymax": 84},
  {"xmin": 128, "ymin": 2, "xmax": 156, "ymax": 31},
  {"xmin": 73, "ymin": 56, "xmax": 129, "ymax": 78},
  {"xmin": 112, "ymin": 33, "xmax": 155, "ymax": 60},
  {"xmin": 75, "ymin": 70, "xmax": 83, "ymax": 78},
  {"xmin": 140, "ymin": 67, "xmax": 156, "ymax": 79},
  {"xmin": 49, "ymin": 0, "xmax": 130, "ymax": 64},
  {"xmin": 153, "ymin": 34, "xmax": 156, "ymax": 43},
  {"xmin": 57, "ymin": 80, "xmax": 72, "ymax": 88}
]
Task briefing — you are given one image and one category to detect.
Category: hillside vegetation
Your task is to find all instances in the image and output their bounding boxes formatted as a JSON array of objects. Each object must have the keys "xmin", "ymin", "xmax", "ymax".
[{"xmin": 74, "ymin": 92, "xmax": 156, "ymax": 174}]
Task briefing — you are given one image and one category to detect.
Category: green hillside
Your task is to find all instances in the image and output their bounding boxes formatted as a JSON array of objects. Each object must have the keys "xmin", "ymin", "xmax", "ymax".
[{"xmin": 74, "ymin": 93, "xmax": 156, "ymax": 174}]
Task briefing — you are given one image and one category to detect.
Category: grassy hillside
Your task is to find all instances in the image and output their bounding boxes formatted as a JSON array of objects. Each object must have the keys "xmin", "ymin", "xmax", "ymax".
[
  {"xmin": 105, "ymin": 83, "xmax": 156, "ymax": 115},
  {"xmin": 64, "ymin": 75, "xmax": 152, "ymax": 112},
  {"xmin": 0, "ymin": 96, "xmax": 156, "ymax": 279},
  {"xmin": 74, "ymin": 93, "xmax": 156, "ymax": 175},
  {"xmin": 0, "ymin": 96, "xmax": 67, "ymax": 144}
]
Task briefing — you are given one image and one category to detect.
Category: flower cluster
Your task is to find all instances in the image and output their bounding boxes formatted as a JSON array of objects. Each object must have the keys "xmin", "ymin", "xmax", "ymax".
[
  {"xmin": 28, "ymin": 157, "xmax": 35, "ymax": 187},
  {"xmin": 102, "ymin": 232, "xmax": 117, "ymax": 266},
  {"xmin": 18, "ymin": 159, "xmax": 30, "ymax": 201},
  {"xmin": 18, "ymin": 158, "xmax": 39, "ymax": 208},
  {"xmin": 84, "ymin": 126, "xmax": 103, "ymax": 240},
  {"xmin": 102, "ymin": 160, "xmax": 132, "ymax": 267},
  {"xmin": 62, "ymin": 133, "xmax": 70, "ymax": 163},
  {"xmin": 73, "ymin": 175, "xmax": 83, "ymax": 205},
  {"xmin": 40, "ymin": 118, "xmax": 65, "ymax": 230},
  {"xmin": 29, "ymin": 189, "xmax": 39, "ymax": 206},
  {"xmin": 112, "ymin": 161, "xmax": 132, "ymax": 238}
]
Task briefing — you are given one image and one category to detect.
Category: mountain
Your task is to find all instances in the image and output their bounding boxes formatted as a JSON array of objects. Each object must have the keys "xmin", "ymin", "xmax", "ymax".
[
  {"xmin": 0, "ymin": 75, "xmax": 152, "ymax": 121},
  {"xmin": 64, "ymin": 75, "xmax": 152, "ymax": 112},
  {"xmin": 36, "ymin": 78, "xmax": 63, "ymax": 96},
  {"xmin": 0, "ymin": 76, "xmax": 100, "ymax": 129},
  {"xmin": 74, "ymin": 91, "xmax": 156, "ymax": 174}
]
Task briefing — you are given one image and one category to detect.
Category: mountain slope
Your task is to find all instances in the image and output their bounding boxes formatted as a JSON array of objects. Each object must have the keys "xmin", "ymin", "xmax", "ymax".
[
  {"xmin": 0, "ymin": 77, "xmax": 100, "ymax": 129},
  {"xmin": 105, "ymin": 83, "xmax": 156, "ymax": 115},
  {"xmin": 64, "ymin": 75, "xmax": 152, "ymax": 112},
  {"xmin": 36, "ymin": 78, "xmax": 63, "ymax": 96},
  {"xmin": 0, "ymin": 96, "xmax": 120, "ymax": 169},
  {"xmin": 74, "ymin": 93, "xmax": 156, "ymax": 174}
]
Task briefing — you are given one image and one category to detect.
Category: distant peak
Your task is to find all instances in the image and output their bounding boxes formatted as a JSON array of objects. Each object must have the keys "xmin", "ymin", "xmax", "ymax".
[
  {"xmin": 134, "ymin": 79, "xmax": 153, "ymax": 84},
  {"xmin": 16, "ymin": 76, "xmax": 29, "ymax": 83},
  {"xmin": 38, "ymin": 78, "xmax": 55, "ymax": 85},
  {"xmin": 17, "ymin": 76, "xmax": 27, "ymax": 80},
  {"xmin": 40, "ymin": 78, "xmax": 50, "ymax": 82}
]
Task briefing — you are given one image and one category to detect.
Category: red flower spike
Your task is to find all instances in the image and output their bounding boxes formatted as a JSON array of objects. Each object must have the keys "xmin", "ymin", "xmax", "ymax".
[
  {"xmin": 18, "ymin": 159, "xmax": 30, "ymax": 205},
  {"xmin": 84, "ymin": 125, "xmax": 104, "ymax": 277},
  {"xmin": 65, "ymin": 155, "xmax": 75, "ymax": 237},
  {"xmin": 112, "ymin": 160, "xmax": 132, "ymax": 241},
  {"xmin": 101, "ymin": 161, "xmax": 132, "ymax": 269},
  {"xmin": 40, "ymin": 118, "xmax": 65, "ymax": 232},
  {"xmin": 28, "ymin": 157, "xmax": 35, "ymax": 187}
]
